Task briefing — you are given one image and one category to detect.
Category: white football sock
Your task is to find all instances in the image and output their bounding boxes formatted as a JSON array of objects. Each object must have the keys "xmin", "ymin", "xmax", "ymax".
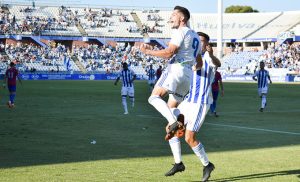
[
  {"xmin": 192, "ymin": 143, "xmax": 209, "ymax": 166},
  {"xmin": 262, "ymin": 95, "xmax": 266, "ymax": 108},
  {"xmin": 122, "ymin": 96, "xmax": 128, "ymax": 113},
  {"xmin": 148, "ymin": 95, "xmax": 177, "ymax": 124},
  {"xmin": 169, "ymin": 137, "xmax": 182, "ymax": 163},
  {"xmin": 130, "ymin": 96, "xmax": 134, "ymax": 107}
]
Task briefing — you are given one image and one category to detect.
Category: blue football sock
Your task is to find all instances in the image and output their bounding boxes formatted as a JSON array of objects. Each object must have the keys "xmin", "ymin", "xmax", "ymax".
[{"xmin": 11, "ymin": 94, "xmax": 16, "ymax": 103}]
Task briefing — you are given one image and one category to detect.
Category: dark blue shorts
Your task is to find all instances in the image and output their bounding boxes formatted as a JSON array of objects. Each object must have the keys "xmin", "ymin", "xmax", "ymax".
[{"xmin": 8, "ymin": 85, "xmax": 16, "ymax": 92}]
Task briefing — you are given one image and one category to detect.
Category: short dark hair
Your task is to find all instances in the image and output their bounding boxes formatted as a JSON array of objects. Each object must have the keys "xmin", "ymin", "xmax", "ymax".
[
  {"xmin": 10, "ymin": 62, "xmax": 15, "ymax": 67},
  {"xmin": 197, "ymin": 32, "xmax": 210, "ymax": 42},
  {"xmin": 122, "ymin": 62, "xmax": 128, "ymax": 67},
  {"xmin": 174, "ymin": 6, "xmax": 190, "ymax": 22}
]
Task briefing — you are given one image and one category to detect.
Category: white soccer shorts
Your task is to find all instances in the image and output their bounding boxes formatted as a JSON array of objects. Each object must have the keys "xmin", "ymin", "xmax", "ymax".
[
  {"xmin": 258, "ymin": 87, "xmax": 268, "ymax": 96},
  {"xmin": 155, "ymin": 63, "xmax": 192, "ymax": 102},
  {"xmin": 177, "ymin": 101, "xmax": 209, "ymax": 132},
  {"xmin": 121, "ymin": 86, "xmax": 134, "ymax": 97}
]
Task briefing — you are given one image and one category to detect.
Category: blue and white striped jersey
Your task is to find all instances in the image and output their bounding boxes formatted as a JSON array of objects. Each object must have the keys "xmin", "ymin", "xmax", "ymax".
[
  {"xmin": 118, "ymin": 69, "xmax": 136, "ymax": 87},
  {"xmin": 147, "ymin": 68, "xmax": 156, "ymax": 81},
  {"xmin": 186, "ymin": 52, "xmax": 216, "ymax": 104},
  {"xmin": 254, "ymin": 70, "xmax": 270, "ymax": 88}
]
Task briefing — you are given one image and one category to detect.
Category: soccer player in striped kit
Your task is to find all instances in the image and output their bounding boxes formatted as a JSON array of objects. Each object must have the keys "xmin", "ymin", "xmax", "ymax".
[
  {"xmin": 165, "ymin": 32, "xmax": 220, "ymax": 182},
  {"xmin": 114, "ymin": 62, "xmax": 136, "ymax": 114},
  {"xmin": 139, "ymin": 6, "xmax": 203, "ymax": 139},
  {"xmin": 146, "ymin": 64, "xmax": 156, "ymax": 92},
  {"xmin": 252, "ymin": 61, "xmax": 272, "ymax": 112}
]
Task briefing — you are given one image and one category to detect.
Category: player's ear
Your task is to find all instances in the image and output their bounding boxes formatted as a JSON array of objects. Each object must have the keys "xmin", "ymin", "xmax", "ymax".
[{"xmin": 180, "ymin": 16, "xmax": 184, "ymax": 22}]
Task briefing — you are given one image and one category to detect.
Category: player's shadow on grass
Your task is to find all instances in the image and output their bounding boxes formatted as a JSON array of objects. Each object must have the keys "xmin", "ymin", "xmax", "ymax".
[{"xmin": 205, "ymin": 169, "xmax": 300, "ymax": 182}]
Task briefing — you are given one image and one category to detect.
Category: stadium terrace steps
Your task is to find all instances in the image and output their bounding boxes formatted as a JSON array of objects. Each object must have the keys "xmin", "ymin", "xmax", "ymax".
[
  {"xmin": 290, "ymin": 23, "xmax": 300, "ymax": 35},
  {"xmin": 242, "ymin": 12, "xmax": 284, "ymax": 39},
  {"xmin": 72, "ymin": 55, "xmax": 87, "ymax": 73},
  {"xmin": 248, "ymin": 11, "xmax": 300, "ymax": 39},
  {"xmin": 131, "ymin": 12, "xmax": 149, "ymax": 38},
  {"xmin": 76, "ymin": 23, "xmax": 88, "ymax": 37}
]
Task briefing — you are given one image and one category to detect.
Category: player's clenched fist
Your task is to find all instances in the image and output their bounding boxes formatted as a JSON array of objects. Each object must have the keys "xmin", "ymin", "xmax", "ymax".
[{"xmin": 139, "ymin": 43, "xmax": 152, "ymax": 54}]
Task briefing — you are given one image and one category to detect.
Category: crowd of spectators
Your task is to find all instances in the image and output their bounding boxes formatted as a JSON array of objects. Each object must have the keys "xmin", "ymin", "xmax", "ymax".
[
  {"xmin": 0, "ymin": 7, "xmax": 15, "ymax": 34},
  {"xmin": 1, "ymin": 5, "xmax": 167, "ymax": 36},
  {"xmin": 0, "ymin": 5, "xmax": 80, "ymax": 35},
  {"xmin": 1, "ymin": 41, "xmax": 71, "ymax": 72},
  {"xmin": 260, "ymin": 42, "xmax": 300, "ymax": 71},
  {"xmin": 80, "ymin": 8, "xmax": 114, "ymax": 29},
  {"xmin": 73, "ymin": 43, "xmax": 165, "ymax": 73}
]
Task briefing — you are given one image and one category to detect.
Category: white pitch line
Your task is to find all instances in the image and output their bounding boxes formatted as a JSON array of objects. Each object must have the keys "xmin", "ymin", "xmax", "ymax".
[
  {"xmin": 218, "ymin": 109, "xmax": 300, "ymax": 115},
  {"xmin": 206, "ymin": 123, "xmax": 300, "ymax": 136},
  {"xmin": 137, "ymin": 114, "xmax": 300, "ymax": 136}
]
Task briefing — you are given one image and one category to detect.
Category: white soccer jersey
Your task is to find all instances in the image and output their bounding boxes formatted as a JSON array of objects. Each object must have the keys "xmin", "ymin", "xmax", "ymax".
[
  {"xmin": 169, "ymin": 27, "xmax": 201, "ymax": 66},
  {"xmin": 186, "ymin": 52, "xmax": 216, "ymax": 104}
]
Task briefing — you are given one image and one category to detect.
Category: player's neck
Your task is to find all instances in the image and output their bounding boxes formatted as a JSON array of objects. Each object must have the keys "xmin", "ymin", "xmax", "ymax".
[{"xmin": 178, "ymin": 22, "xmax": 187, "ymax": 29}]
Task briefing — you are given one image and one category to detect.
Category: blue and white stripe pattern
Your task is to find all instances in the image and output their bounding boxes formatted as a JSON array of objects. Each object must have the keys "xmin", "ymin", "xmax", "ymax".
[
  {"xmin": 257, "ymin": 70, "xmax": 269, "ymax": 88},
  {"xmin": 148, "ymin": 68, "xmax": 156, "ymax": 81},
  {"xmin": 193, "ymin": 104, "xmax": 205, "ymax": 131},
  {"xmin": 121, "ymin": 69, "xmax": 135, "ymax": 87},
  {"xmin": 186, "ymin": 52, "xmax": 215, "ymax": 104},
  {"xmin": 157, "ymin": 71, "xmax": 168, "ymax": 87},
  {"xmin": 192, "ymin": 142, "xmax": 204, "ymax": 153}
]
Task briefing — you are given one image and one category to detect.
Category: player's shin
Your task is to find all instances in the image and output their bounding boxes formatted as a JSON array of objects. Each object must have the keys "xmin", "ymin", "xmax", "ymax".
[
  {"xmin": 169, "ymin": 137, "xmax": 182, "ymax": 163},
  {"xmin": 122, "ymin": 96, "xmax": 128, "ymax": 113},
  {"xmin": 129, "ymin": 96, "xmax": 134, "ymax": 107},
  {"xmin": 192, "ymin": 142, "xmax": 209, "ymax": 166},
  {"xmin": 262, "ymin": 95, "xmax": 267, "ymax": 108}
]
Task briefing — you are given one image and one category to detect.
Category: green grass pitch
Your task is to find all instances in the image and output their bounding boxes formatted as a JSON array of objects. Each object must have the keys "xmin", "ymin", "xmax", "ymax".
[{"xmin": 0, "ymin": 81, "xmax": 299, "ymax": 181}]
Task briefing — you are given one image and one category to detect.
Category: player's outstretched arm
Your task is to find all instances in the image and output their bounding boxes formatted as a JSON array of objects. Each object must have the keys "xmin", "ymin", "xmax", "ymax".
[
  {"xmin": 268, "ymin": 75, "xmax": 272, "ymax": 84},
  {"xmin": 131, "ymin": 74, "xmax": 137, "ymax": 83},
  {"xmin": 114, "ymin": 77, "xmax": 120, "ymax": 85},
  {"xmin": 140, "ymin": 43, "xmax": 178, "ymax": 59},
  {"xmin": 220, "ymin": 79, "xmax": 224, "ymax": 97},
  {"xmin": 17, "ymin": 75, "xmax": 22, "ymax": 85},
  {"xmin": 3, "ymin": 74, "xmax": 7, "ymax": 88}
]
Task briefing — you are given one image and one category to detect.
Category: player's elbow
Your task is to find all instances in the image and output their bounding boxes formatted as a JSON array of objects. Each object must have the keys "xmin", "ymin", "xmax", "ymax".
[
  {"xmin": 163, "ymin": 48, "xmax": 176, "ymax": 59},
  {"xmin": 163, "ymin": 52, "xmax": 175, "ymax": 59}
]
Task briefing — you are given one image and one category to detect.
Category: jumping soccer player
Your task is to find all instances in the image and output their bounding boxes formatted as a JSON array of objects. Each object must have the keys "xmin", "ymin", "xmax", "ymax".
[
  {"xmin": 139, "ymin": 6, "xmax": 202, "ymax": 139},
  {"xmin": 114, "ymin": 62, "xmax": 136, "ymax": 114},
  {"xmin": 165, "ymin": 32, "xmax": 220, "ymax": 182},
  {"xmin": 252, "ymin": 61, "xmax": 272, "ymax": 112},
  {"xmin": 3, "ymin": 62, "xmax": 22, "ymax": 108}
]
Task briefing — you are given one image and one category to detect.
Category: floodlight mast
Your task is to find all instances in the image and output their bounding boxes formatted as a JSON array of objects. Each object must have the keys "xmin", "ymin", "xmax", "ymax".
[{"xmin": 217, "ymin": 0, "xmax": 223, "ymax": 60}]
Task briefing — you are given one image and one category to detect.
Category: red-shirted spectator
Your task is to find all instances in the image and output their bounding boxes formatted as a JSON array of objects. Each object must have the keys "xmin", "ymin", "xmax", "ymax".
[{"xmin": 156, "ymin": 65, "xmax": 162, "ymax": 82}]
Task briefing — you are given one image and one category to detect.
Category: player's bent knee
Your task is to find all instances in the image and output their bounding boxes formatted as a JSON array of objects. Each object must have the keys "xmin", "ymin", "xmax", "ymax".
[
  {"xmin": 148, "ymin": 95, "xmax": 159, "ymax": 105},
  {"xmin": 185, "ymin": 131, "xmax": 196, "ymax": 145}
]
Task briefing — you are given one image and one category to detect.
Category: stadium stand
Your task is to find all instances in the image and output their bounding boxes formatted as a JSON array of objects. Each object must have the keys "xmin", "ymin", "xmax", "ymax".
[
  {"xmin": 2, "ymin": 41, "xmax": 80, "ymax": 73},
  {"xmin": 0, "ymin": 4, "xmax": 299, "ymax": 78}
]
